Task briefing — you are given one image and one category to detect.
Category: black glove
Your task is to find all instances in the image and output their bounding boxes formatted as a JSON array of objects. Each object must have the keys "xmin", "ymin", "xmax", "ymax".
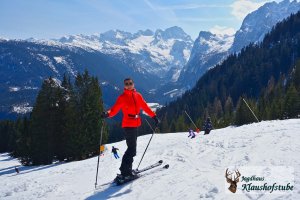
[
  {"xmin": 100, "ymin": 111, "xmax": 109, "ymax": 118},
  {"xmin": 152, "ymin": 116, "xmax": 160, "ymax": 126}
]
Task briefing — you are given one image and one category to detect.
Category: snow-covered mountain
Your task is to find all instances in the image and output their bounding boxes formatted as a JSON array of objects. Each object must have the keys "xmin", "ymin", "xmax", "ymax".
[
  {"xmin": 1, "ymin": 119, "xmax": 299, "ymax": 199},
  {"xmin": 1, "ymin": 0, "xmax": 300, "ymax": 117},
  {"xmin": 178, "ymin": 31, "xmax": 234, "ymax": 88},
  {"xmin": 0, "ymin": 40, "xmax": 157, "ymax": 119},
  {"xmin": 0, "ymin": 27, "xmax": 193, "ymax": 118},
  {"xmin": 54, "ymin": 26, "xmax": 193, "ymax": 81},
  {"xmin": 231, "ymin": 0, "xmax": 300, "ymax": 53},
  {"xmin": 177, "ymin": 0, "xmax": 300, "ymax": 89}
]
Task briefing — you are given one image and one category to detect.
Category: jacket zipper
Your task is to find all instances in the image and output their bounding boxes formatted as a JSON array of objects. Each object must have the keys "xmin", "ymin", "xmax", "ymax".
[{"xmin": 132, "ymin": 91, "xmax": 139, "ymax": 126}]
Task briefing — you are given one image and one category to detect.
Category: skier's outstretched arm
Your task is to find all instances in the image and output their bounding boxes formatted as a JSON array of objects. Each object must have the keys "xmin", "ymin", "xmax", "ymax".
[
  {"xmin": 138, "ymin": 93, "xmax": 156, "ymax": 117},
  {"xmin": 108, "ymin": 96, "xmax": 123, "ymax": 117}
]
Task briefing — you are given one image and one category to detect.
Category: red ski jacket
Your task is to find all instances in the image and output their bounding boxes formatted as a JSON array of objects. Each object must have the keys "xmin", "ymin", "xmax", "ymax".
[{"xmin": 108, "ymin": 88, "xmax": 156, "ymax": 127}]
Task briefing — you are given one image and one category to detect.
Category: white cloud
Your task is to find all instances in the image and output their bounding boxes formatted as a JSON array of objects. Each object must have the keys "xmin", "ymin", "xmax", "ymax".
[
  {"xmin": 230, "ymin": 0, "xmax": 267, "ymax": 20},
  {"xmin": 209, "ymin": 25, "xmax": 236, "ymax": 35}
]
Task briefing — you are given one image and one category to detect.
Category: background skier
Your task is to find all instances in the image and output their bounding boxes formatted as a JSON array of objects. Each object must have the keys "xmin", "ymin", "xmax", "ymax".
[
  {"xmin": 188, "ymin": 128, "xmax": 196, "ymax": 138},
  {"xmin": 203, "ymin": 117, "xmax": 213, "ymax": 135},
  {"xmin": 101, "ymin": 77, "xmax": 160, "ymax": 180},
  {"xmin": 112, "ymin": 146, "xmax": 120, "ymax": 159}
]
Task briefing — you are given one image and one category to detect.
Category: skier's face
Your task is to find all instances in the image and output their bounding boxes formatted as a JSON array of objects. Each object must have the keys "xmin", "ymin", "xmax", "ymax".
[{"xmin": 124, "ymin": 80, "xmax": 134, "ymax": 90}]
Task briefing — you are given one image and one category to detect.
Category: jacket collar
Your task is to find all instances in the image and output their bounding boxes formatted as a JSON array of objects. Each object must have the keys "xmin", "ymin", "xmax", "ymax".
[{"xmin": 123, "ymin": 88, "xmax": 136, "ymax": 95}]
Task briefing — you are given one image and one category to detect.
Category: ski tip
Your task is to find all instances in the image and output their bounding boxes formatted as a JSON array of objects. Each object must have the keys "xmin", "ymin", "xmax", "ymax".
[
  {"xmin": 163, "ymin": 164, "xmax": 169, "ymax": 169},
  {"xmin": 158, "ymin": 160, "xmax": 163, "ymax": 164}
]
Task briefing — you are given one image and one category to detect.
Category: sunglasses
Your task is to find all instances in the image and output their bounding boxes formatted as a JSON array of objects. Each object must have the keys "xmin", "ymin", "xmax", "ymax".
[{"xmin": 125, "ymin": 82, "xmax": 133, "ymax": 86}]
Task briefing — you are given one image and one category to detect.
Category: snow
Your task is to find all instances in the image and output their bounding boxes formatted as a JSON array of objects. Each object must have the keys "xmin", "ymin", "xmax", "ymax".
[
  {"xmin": 143, "ymin": 103, "xmax": 163, "ymax": 114},
  {"xmin": 36, "ymin": 54, "xmax": 59, "ymax": 74},
  {"xmin": 53, "ymin": 56, "xmax": 77, "ymax": 76},
  {"xmin": 115, "ymin": 32, "xmax": 124, "ymax": 39},
  {"xmin": 9, "ymin": 87, "xmax": 21, "ymax": 92},
  {"xmin": 127, "ymin": 34, "xmax": 178, "ymax": 68},
  {"xmin": 12, "ymin": 103, "xmax": 33, "ymax": 114},
  {"xmin": 100, "ymin": 81, "xmax": 108, "ymax": 86},
  {"xmin": 183, "ymin": 48, "xmax": 191, "ymax": 61},
  {"xmin": 1, "ymin": 119, "xmax": 299, "ymax": 200},
  {"xmin": 53, "ymin": 56, "xmax": 64, "ymax": 64},
  {"xmin": 52, "ymin": 29, "xmax": 193, "ymax": 77},
  {"xmin": 199, "ymin": 34, "xmax": 234, "ymax": 54},
  {"xmin": 23, "ymin": 86, "xmax": 39, "ymax": 90},
  {"xmin": 171, "ymin": 69, "xmax": 181, "ymax": 82},
  {"xmin": 163, "ymin": 88, "xmax": 178, "ymax": 96}
]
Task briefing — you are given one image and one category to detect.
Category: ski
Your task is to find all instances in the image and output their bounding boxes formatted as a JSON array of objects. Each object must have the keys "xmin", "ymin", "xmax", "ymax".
[
  {"xmin": 133, "ymin": 160, "xmax": 163, "ymax": 174},
  {"xmin": 96, "ymin": 160, "xmax": 169, "ymax": 188},
  {"xmin": 115, "ymin": 163, "xmax": 169, "ymax": 186},
  {"xmin": 115, "ymin": 160, "xmax": 165, "ymax": 185}
]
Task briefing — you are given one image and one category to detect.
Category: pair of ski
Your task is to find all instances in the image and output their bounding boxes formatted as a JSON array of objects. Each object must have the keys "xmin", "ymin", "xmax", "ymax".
[{"xmin": 98, "ymin": 160, "xmax": 169, "ymax": 188}]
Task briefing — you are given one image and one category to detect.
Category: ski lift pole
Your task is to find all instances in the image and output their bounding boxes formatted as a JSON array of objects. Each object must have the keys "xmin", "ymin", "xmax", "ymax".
[
  {"xmin": 136, "ymin": 118, "xmax": 156, "ymax": 170},
  {"xmin": 95, "ymin": 119, "xmax": 105, "ymax": 188},
  {"xmin": 184, "ymin": 110, "xmax": 199, "ymax": 130},
  {"xmin": 242, "ymin": 98, "xmax": 259, "ymax": 123}
]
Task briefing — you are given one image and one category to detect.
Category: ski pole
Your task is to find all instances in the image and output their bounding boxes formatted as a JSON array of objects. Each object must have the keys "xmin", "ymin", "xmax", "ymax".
[
  {"xmin": 136, "ymin": 118, "xmax": 157, "ymax": 170},
  {"xmin": 184, "ymin": 110, "xmax": 199, "ymax": 130},
  {"xmin": 242, "ymin": 98, "xmax": 259, "ymax": 123},
  {"xmin": 95, "ymin": 119, "xmax": 105, "ymax": 188}
]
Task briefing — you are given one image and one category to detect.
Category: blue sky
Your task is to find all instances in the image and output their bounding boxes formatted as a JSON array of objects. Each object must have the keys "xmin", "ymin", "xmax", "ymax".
[{"xmin": 0, "ymin": 0, "xmax": 281, "ymax": 40}]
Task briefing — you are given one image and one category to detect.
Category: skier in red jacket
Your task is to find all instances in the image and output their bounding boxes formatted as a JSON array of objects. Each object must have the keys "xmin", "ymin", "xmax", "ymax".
[{"xmin": 101, "ymin": 78, "xmax": 160, "ymax": 178}]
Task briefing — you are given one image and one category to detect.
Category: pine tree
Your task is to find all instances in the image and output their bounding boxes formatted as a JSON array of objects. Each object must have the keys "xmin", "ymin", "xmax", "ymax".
[
  {"xmin": 284, "ymin": 84, "xmax": 300, "ymax": 118},
  {"xmin": 66, "ymin": 70, "xmax": 106, "ymax": 160},
  {"xmin": 213, "ymin": 98, "xmax": 223, "ymax": 119},
  {"xmin": 14, "ymin": 117, "xmax": 32, "ymax": 165},
  {"xmin": 175, "ymin": 115, "xmax": 186, "ymax": 131},
  {"xmin": 29, "ymin": 78, "xmax": 66, "ymax": 164},
  {"xmin": 294, "ymin": 60, "xmax": 300, "ymax": 91}
]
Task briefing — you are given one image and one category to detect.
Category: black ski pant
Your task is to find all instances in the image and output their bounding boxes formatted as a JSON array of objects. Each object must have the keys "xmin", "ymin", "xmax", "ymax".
[
  {"xmin": 204, "ymin": 130, "xmax": 211, "ymax": 135},
  {"xmin": 119, "ymin": 127, "xmax": 138, "ymax": 175}
]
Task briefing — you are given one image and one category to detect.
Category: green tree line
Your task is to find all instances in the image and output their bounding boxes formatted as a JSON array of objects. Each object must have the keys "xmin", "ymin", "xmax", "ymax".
[{"xmin": 0, "ymin": 70, "xmax": 108, "ymax": 165}]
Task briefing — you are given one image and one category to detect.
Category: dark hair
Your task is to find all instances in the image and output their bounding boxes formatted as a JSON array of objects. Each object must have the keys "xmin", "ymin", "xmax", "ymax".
[{"xmin": 124, "ymin": 77, "xmax": 134, "ymax": 83}]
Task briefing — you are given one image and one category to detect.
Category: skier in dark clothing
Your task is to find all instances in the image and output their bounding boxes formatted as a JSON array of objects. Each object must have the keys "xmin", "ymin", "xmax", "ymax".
[
  {"xmin": 15, "ymin": 167, "xmax": 19, "ymax": 174},
  {"xmin": 112, "ymin": 146, "xmax": 120, "ymax": 159},
  {"xmin": 203, "ymin": 117, "xmax": 213, "ymax": 135},
  {"xmin": 101, "ymin": 77, "xmax": 160, "ymax": 180}
]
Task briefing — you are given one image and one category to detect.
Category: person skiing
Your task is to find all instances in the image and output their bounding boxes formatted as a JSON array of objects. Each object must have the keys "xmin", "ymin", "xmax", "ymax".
[
  {"xmin": 203, "ymin": 117, "xmax": 213, "ymax": 135},
  {"xmin": 15, "ymin": 167, "xmax": 19, "ymax": 174},
  {"xmin": 188, "ymin": 128, "xmax": 196, "ymax": 138},
  {"xmin": 101, "ymin": 77, "xmax": 160, "ymax": 181},
  {"xmin": 112, "ymin": 146, "xmax": 120, "ymax": 159}
]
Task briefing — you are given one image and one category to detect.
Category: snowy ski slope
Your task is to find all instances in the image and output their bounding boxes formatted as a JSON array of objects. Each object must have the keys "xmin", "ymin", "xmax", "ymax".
[{"xmin": 1, "ymin": 119, "xmax": 299, "ymax": 200}]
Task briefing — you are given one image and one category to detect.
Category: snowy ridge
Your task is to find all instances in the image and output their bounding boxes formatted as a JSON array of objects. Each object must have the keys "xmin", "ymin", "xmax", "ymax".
[
  {"xmin": 185, "ymin": 31, "xmax": 234, "ymax": 71},
  {"xmin": 176, "ymin": 0, "xmax": 300, "ymax": 91},
  {"xmin": 51, "ymin": 26, "xmax": 194, "ymax": 78},
  {"xmin": 1, "ymin": 119, "xmax": 299, "ymax": 200},
  {"xmin": 197, "ymin": 31, "xmax": 234, "ymax": 55},
  {"xmin": 177, "ymin": 31, "xmax": 233, "ymax": 89},
  {"xmin": 231, "ymin": 0, "xmax": 300, "ymax": 52}
]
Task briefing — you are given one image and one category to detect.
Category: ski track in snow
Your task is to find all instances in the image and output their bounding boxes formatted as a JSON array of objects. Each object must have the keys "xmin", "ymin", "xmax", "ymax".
[{"xmin": 0, "ymin": 119, "xmax": 300, "ymax": 200}]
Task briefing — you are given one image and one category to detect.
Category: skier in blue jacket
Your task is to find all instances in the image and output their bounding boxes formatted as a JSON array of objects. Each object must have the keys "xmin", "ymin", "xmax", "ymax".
[{"xmin": 112, "ymin": 146, "xmax": 120, "ymax": 159}]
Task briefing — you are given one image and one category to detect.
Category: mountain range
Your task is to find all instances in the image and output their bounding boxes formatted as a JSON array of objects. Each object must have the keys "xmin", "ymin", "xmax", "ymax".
[
  {"xmin": 0, "ymin": 0, "xmax": 300, "ymax": 119},
  {"xmin": 178, "ymin": 0, "xmax": 300, "ymax": 89}
]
